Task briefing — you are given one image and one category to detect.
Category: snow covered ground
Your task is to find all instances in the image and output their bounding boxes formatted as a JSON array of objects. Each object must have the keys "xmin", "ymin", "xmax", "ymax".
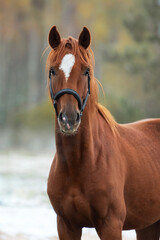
[
  {"xmin": 0, "ymin": 207, "xmax": 136, "ymax": 240},
  {"xmin": 0, "ymin": 151, "xmax": 136, "ymax": 240}
]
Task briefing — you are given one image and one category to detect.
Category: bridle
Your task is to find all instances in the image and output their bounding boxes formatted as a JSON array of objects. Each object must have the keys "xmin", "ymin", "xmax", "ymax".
[{"xmin": 49, "ymin": 68, "xmax": 90, "ymax": 117}]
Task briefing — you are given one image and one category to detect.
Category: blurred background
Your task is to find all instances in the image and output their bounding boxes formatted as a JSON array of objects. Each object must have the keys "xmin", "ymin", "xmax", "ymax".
[{"xmin": 0, "ymin": 0, "xmax": 159, "ymax": 239}]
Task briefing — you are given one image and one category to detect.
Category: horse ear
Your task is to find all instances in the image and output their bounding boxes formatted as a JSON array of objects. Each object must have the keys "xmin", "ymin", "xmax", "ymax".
[
  {"xmin": 48, "ymin": 26, "xmax": 61, "ymax": 49},
  {"xmin": 78, "ymin": 27, "xmax": 91, "ymax": 49}
]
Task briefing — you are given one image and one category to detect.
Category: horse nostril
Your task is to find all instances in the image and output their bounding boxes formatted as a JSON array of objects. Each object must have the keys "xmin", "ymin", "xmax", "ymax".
[
  {"xmin": 59, "ymin": 112, "xmax": 63, "ymax": 122},
  {"xmin": 59, "ymin": 112, "xmax": 65, "ymax": 122},
  {"xmin": 59, "ymin": 111, "xmax": 80, "ymax": 125},
  {"xmin": 59, "ymin": 112, "xmax": 67, "ymax": 123},
  {"xmin": 76, "ymin": 112, "xmax": 80, "ymax": 122}
]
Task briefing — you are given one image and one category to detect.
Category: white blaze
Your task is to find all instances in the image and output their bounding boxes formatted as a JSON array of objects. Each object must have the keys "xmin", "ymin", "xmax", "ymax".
[{"xmin": 59, "ymin": 53, "xmax": 75, "ymax": 81}]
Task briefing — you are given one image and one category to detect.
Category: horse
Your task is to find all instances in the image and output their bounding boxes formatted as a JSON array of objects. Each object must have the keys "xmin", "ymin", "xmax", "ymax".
[{"xmin": 46, "ymin": 26, "xmax": 160, "ymax": 240}]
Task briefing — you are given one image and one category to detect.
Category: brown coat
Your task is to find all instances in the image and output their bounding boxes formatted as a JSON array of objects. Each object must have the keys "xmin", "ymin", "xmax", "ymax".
[{"xmin": 47, "ymin": 26, "xmax": 160, "ymax": 240}]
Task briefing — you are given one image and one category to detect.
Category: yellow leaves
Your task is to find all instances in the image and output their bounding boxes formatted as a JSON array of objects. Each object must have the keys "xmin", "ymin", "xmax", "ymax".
[
  {"xmin": 78, "ymin": 2, "xmax": 95, "ymax": 19},
  {"xmin": 93, "ymin": 20, "xmax": 109, "ymax": 42},
  {"xmin": 17, "ymin": 0, "xmax": 30, "ymax": 8},
  {"xmin": 115, "ymin": 27, "xmax": 134, "ymax": 51}
]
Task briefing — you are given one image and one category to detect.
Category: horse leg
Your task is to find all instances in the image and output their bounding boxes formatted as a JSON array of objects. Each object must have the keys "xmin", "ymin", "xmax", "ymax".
[
  {"xmin": 136, "ymin": 220, "xmax": 160, "ymax": 240},
  {"xmin": 57, "ymin": 216, "xmax": 82, "ymax": 240},
  {"xmin": 96, "ymin": 215, "xmax": 123, "ymax": 240}
]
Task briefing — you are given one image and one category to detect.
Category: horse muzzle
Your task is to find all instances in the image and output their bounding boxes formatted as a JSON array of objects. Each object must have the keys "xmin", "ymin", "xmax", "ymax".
[{"xmin": 58, "ymin": 111, "xmax": 81, "ymax": 135}]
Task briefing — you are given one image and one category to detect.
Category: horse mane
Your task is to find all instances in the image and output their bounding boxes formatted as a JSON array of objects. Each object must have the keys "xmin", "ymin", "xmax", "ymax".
[
  {"xmin": 46, "ymin": 37, "xmax": 117, "ymax": 134},
  {"xmin": 96, "ymin": 103, "xmax": 118, "ymax": 134}
]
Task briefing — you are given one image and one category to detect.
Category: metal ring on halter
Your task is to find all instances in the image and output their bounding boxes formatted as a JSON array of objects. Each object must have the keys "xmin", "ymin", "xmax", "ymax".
[{"xmin": 49, "ymin": 68, "xmax": 90, "ymax": 117}]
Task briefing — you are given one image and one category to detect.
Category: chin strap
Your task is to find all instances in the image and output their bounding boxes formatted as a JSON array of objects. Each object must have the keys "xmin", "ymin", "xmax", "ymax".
[{"xmin": 49, "ymin": 69, "xmax": 90, "ymax": 117}]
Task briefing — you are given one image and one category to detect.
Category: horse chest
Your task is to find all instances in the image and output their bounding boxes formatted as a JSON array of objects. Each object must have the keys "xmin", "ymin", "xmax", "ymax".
[
  {"xmin": 50, "ymin": 180, "xmax": 109, "ymax": 227},
  {"xmin": 59, "ymin": 187, "xmax": 92, "ymax": 224},
  {"xmin": 48, "ymin": 163, "xmax": 110, "ymax": 226}
]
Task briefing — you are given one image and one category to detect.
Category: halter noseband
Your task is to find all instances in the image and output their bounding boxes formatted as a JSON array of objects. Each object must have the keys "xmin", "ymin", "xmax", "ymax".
[{"xmin": 49, "ymin": 68, "xmax": 90, "ymax": 117}]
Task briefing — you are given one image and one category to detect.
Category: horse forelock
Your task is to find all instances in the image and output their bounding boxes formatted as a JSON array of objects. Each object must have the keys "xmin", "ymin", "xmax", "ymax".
[{"xmin": 47, "ymin": 37, "xmax": 94, "ymax": 69}]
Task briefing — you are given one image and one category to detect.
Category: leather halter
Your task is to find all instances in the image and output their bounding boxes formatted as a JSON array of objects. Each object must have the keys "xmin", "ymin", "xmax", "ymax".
[{"xmin": 49, "ymin": 68, "xmax": 90, "ymax": 117}]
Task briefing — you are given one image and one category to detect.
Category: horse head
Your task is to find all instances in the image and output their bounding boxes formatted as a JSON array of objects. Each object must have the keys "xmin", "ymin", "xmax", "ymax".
[{"xmin": 47, "ymin": 26, "xmax": 96, "ymax": 135}]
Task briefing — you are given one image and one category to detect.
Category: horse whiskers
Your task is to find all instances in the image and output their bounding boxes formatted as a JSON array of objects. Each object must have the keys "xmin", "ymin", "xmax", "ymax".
[
  {"xmin": 55, "ymin": 124, "xmax": 79, "ymax": 137},
  {"xmin": 40, "ymin": 45, "xmax": 50, "ymax": 62},
  {"xmin": 96, "ymin": 78, "xmax": 105, "ymax": 97}
]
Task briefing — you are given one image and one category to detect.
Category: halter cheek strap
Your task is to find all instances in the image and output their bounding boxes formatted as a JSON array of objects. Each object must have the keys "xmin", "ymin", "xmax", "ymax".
[{"xmin": 49, "ymin": 69, "xmax": 90, "ymax": 117}]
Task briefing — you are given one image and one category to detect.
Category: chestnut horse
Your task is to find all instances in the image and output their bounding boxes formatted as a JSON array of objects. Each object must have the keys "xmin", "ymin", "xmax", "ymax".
[{"xmin": 47, "ymin": 26, "xmax": 160, "ymax": 240}]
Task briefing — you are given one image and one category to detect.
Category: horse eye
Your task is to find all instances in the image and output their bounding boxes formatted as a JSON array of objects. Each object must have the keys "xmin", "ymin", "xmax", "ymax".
[
  {"xmin": 49, "ymin": 67, "xmax": 56, "ymax": 78},
  {"xmin": 84, "ymin": 68, "xmax": 90, "ymax": 76}
]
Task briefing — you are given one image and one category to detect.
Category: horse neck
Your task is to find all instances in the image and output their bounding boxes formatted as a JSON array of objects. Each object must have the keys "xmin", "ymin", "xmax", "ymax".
[{"xmin": 55, "ymin": 102, "xmax": 96, "ymax": 170}]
